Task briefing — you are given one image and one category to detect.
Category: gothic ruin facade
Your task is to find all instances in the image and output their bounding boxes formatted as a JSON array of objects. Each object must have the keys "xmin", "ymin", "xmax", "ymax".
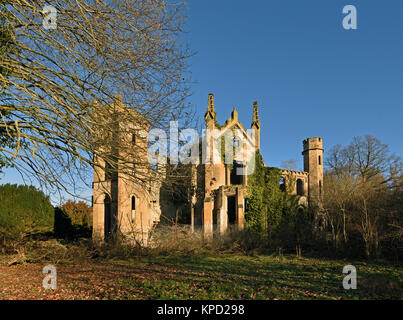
[{"xmin": 92, "ymin": 93, "xmax": 324, "ymax": 244}]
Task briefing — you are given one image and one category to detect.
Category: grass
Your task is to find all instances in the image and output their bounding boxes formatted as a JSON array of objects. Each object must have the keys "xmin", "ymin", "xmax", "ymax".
[
  {"xmin": 0, "ymin": 252, "xmax": 401, "ymax": 299},
  {"xmin": 107, "ymin": 254, "xmax": 402, "ymax": 300},
  {"xmin": 0, "ymin": 232, "xmax": 401, "ymax": 300}
]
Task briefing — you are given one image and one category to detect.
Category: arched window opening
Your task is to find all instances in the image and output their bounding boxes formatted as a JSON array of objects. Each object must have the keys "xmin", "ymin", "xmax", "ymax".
[
  {"xmin": 131, "ymin": 196, "xmax": 136, "ymax": 211},
  {"xmin": 279, "ymin": 176, "xmax": 286, "ymax": 192}
]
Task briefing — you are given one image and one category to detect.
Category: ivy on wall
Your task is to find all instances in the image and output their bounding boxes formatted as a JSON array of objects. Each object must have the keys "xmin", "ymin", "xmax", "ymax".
[{"xmin": 245, "ymin": 152, "xmax": 310, "ymax": 246}]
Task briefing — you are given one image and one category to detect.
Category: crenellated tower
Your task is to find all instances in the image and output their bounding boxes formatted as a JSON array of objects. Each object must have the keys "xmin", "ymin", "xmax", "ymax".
[{"xmin": 302, "ymin": 137, "xmax": 324, "ymax": 207}]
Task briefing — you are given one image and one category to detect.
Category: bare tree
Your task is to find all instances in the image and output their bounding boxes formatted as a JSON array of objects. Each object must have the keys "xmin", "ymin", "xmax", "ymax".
[
  {"xmin": 323, "ymin": 170, "xmax": 355, "ymax": 249},
  {"xmin": 326, "ymin": 135, "xmax": 402, "ymax": 183},
  {"xmin": 324, "ymin": 135, "xmax": 403, "ymax": 258},
  {"xmin": 353, "ymin": 175, "xmax": 389, "ymax": 258},
  {"xmin": 0, "ymin": 0, "xmax": 192, "ymax": 198},
  {"xmin": 0, "ymin": 0, "xmax": 17, "ymax": 172}
]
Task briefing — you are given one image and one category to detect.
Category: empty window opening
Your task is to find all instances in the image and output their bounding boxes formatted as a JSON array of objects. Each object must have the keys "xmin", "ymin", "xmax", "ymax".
[
  {"xmin": 230, "ymin": 161, "xmax": 245, "ymax": 185},
  {"xmin": 104, "ymin": 194, "xmax": 112, "ymax": 239},
  {"xmin": 279, "ymin": 177, "xmax": 286, "ymax": 192},
  {"xmin": 131, "ymin": 196, "xmax": 136, "ymax": 211},
  {"xmin": 297, "ymin": 179, "xmax": 304, "ymax": 196}
]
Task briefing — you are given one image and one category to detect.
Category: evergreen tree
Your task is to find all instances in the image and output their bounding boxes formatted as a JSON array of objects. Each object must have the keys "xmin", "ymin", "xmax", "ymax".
[{"xmin": 0, "ymin": 184, "xmax": 54, "ymax": 241}]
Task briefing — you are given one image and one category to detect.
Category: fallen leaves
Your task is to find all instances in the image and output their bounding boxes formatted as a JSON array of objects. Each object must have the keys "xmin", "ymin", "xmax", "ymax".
[{"xmin": 0, "ymin": 254, "xmax": 401, "ymax": 300}]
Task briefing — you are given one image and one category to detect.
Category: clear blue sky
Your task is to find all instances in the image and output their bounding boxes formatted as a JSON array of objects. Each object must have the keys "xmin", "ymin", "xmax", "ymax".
[
  {"xmin": 186, "ymin": 0, "xmax": 403, "ymax": 170},
  {"xmin": 2, "ymin": 0, "xmax": 403, "ymax": 198}
]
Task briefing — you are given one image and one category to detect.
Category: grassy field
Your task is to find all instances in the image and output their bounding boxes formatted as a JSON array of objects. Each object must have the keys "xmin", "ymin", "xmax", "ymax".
[{"xmin": 0, "ymin": 253, "xmax": 401, "ymax": 299}]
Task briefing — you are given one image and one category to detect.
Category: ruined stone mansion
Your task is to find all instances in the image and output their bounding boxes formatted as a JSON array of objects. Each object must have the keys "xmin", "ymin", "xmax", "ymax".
[{"xmin": 92, "ymin": 94, "xmax": 324, "ymax": 244}]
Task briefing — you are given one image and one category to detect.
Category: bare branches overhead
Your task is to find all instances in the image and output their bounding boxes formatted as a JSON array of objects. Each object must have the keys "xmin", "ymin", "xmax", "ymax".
[{"xmin": 0, "ymin": 0, "xmax": 192, "ymax": 197}]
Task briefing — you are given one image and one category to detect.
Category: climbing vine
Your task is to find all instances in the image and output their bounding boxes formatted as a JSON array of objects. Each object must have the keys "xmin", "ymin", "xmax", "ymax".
[{"xmin": 245, "ymin": 152, "xmax": 309, "ymax": 247}]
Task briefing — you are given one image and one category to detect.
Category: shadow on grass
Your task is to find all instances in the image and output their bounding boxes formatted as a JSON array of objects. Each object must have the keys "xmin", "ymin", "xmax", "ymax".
[{"xmin": 130, "ymin": 253, "xmax": 402, "ymax": 299}]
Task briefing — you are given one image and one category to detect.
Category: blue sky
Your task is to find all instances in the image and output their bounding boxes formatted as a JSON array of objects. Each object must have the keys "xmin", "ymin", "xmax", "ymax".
[
  {"xmin": 186, "ymin": 0, "xmax": 403, "ymax": 170},
  {"xmin": 2, "ymin": 0, "xmax": 403, "ymax": 198}
]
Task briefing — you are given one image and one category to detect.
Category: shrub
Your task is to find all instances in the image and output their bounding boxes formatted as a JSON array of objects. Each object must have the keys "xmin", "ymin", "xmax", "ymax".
[
  {"xmin": 0, "ymin": 184, "xmax": 54, "ymax": 243},
  {"xmin": 60, "ymin": 200, "xmax": 92, "ymax": 227}
]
